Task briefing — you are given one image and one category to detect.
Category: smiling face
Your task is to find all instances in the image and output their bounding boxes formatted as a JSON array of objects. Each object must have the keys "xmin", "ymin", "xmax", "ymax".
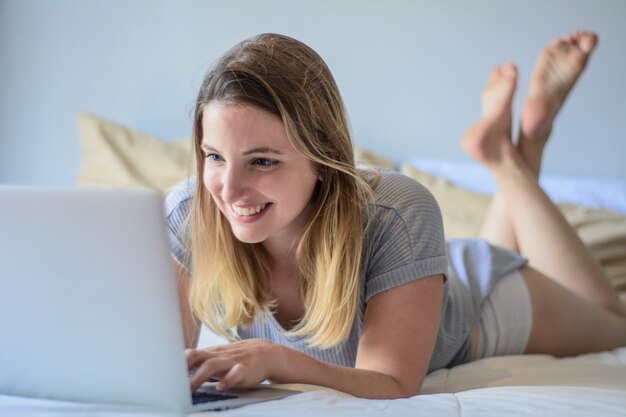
[{"xmin": 201, "ymin": 102, "xmax": 320, "ymax": 253}]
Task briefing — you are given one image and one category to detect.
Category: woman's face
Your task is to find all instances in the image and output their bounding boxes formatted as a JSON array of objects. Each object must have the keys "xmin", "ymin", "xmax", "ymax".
[{"xmin": 201, "ymin": 102, "xmax": 320, "ymax": 252}]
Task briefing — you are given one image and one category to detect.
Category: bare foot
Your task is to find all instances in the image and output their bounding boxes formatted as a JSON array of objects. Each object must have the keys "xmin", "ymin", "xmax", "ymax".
[
  {"xmin": 461, "ymin": 62, "xmax": 518, "ymax": 167},
  {"xmin": 520, "ymin": 31, "xmax": 598, "ymax": 142}
]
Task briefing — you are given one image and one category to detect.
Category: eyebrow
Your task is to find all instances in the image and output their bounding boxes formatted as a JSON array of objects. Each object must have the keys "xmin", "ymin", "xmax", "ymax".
[
  {"xmin": 242, "ymin": 146, "xmax": 283, "ymax": 156},
  {"xmin": 201, "ymin": 144, "xmax": 283, "ymax": 155}
]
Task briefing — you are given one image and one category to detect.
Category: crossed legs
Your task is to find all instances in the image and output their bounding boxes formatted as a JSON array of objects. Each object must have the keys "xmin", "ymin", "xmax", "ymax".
[{"xmin": 463, "ymin": 31, "xmax": 626, "ymax": 357}]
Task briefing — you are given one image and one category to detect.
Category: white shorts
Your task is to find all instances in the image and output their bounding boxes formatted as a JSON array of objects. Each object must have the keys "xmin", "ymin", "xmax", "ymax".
[{"xmin": 474, "ymin": 270, "xmax": 533, "ymax": 359}]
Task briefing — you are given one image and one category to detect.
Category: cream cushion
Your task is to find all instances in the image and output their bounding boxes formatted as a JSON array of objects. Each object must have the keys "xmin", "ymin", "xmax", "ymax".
[{"xmin": 77, "ymin": 112, "xmax": 196, "ymax": 194}]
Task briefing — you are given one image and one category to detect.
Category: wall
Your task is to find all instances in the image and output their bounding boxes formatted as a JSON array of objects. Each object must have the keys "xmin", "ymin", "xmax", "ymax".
[{"xmin": 1, "ymin": 0, "xmax": 625, "ymax": 186}]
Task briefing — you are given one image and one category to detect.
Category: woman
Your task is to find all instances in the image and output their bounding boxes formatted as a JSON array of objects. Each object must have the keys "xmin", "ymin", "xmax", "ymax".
[{"xmin": 165, "ymin": 31, "xmax": 626, "ymax": 399}]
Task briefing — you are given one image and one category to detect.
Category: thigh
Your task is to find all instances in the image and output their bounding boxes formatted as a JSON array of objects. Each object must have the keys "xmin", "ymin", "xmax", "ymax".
[{"xmin": 521, "ymin": 267, "xmax": 626, "ymax": 356}]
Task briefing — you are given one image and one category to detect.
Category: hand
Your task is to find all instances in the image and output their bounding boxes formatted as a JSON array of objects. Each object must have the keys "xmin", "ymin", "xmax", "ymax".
[{"xmin": 186, "ymin": 339, "xmax": 280, "ymax": 392}]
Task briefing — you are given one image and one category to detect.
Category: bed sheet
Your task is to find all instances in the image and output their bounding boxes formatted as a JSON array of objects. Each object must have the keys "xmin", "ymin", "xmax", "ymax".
[{"xmin": 2, "ymin": 347, "xmax": 625, "ymax": 417}]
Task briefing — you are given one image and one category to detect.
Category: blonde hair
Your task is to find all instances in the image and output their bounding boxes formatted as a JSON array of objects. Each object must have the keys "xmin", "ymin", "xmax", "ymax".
[{"xmin": 188, "ymin": 33, "xmax": 373, "ymax": 348}]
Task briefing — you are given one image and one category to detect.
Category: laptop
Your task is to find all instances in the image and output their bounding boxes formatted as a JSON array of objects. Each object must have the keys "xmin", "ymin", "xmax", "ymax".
[{"xmin": 0, "ymin": 186, "xmax": 299, "ymax": 413}]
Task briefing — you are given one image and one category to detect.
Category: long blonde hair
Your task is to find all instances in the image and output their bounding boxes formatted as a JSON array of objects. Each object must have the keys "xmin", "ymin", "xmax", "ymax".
[{"xmin": 188, "ymin": 33, "xmax": 373, "ymax": 348}]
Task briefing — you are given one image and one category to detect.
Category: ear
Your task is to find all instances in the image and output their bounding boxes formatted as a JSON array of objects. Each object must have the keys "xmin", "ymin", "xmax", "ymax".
[{"xmin": 315, "ymin": 165, "xmax": 324, "ymax": 182}]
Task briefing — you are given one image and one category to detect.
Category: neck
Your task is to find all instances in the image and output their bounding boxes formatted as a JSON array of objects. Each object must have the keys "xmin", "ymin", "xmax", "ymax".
[
  {"xmin": 261, "ymin": 202, "xmax": 314, "ymax": 265},
  {"xmin": 263, "ymin": 238, "xmax": 297, "ymax": 274},
  {"xmin": 261, "ymin": 230, "xmax": 301, "ymax": 268}
]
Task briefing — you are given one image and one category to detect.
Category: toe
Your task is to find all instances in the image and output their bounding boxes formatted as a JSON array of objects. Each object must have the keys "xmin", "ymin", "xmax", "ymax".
[
  {"xmin": 579, "ymin": 33, "xmax": 598, "ymax": 54},
  {"xmin": 501, "ymin": 61, "xmax": 518, "ymax": 78}
]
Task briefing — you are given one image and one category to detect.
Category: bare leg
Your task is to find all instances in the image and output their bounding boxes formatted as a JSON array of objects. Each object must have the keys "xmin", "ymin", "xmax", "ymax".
[
  {"xmin": 463, "ymin": 63, "xmax": 519, "ymax": 252},
  {"xmin": 518, "ymin": 31, "xmax": 598, "ymax": 173},
  {"xmin": 464, "ymin": 60, "xmax": 625, "ymax": 357},
  {"xmin": 472, "ymin": 31, "xmax": 599, "ymax": 253},
  {"xmin": 522, "ymin": 267, "xmax": 626, "ymax": 356},
  {"xmin": 461, "ymin": 57, "xmax": 625, "ymax": 318}
]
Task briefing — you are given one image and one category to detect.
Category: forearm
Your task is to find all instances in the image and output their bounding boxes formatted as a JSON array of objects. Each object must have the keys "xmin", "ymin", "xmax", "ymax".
[{"xmin": 269, "ymin": 345, "xmax": 420, "ymax": 399}]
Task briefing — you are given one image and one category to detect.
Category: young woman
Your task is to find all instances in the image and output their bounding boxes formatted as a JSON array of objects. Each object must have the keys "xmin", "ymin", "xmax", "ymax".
[{"xmin": 165, "ymin": 31, "xmax": 626, "ymax": 399}]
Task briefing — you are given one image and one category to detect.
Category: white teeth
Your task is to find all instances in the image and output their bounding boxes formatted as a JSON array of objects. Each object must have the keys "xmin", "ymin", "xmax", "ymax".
[{"xmin": 232, "ymin": 203, "xmax": 267, "ymax": 217}]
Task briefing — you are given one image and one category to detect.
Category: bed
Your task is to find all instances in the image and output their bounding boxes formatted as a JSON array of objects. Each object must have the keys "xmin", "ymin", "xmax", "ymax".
[
  {"xmin": 2, "ymin": 112, "xmax": 625, "ymax": 416},
  {"xmin": 2, "ymin": 347, "xmax": 625, "ymax": 416}
]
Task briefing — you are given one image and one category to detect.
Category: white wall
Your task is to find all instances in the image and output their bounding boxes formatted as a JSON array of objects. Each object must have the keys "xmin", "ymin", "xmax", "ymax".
[{"xmin": 1, "ymin": 0, "xmax": 625, "ymax": 185}]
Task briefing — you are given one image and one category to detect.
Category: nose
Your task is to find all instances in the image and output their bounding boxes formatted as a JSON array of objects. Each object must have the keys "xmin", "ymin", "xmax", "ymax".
[{"xmin": 221, "ymin": 165, "xmax": 246, "ymax": 203}]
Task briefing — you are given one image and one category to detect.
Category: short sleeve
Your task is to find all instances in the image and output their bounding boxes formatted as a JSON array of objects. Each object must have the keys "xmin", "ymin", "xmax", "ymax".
[
  {"xmin": 164, "ymin": 178, "xmax": 196, "ymax": 274},
  {"xmin": 362, "ymin": 170, "xmax": 448, "ymax": 301}
]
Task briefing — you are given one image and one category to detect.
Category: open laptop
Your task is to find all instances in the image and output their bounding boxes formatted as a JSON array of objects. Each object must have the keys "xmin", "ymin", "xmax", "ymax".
[{"xmin": 0, "ymin": 186, "xmax": 298, "ymax": 413}]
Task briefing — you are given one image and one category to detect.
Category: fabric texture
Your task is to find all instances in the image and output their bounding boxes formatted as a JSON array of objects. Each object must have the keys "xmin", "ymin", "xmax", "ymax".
[
  {"xmin": 165, "ymin": 169, "xmax": 527, "ymax": 373},
  {"xmin": 474, "ymin": 270, "xmax": 533, "ymax": 359}
]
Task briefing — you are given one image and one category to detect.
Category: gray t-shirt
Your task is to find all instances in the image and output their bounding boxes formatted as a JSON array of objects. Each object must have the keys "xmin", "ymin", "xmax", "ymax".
[{"xmin": 165, "ymin": 169, "xmax": 527, "ymax": 373}]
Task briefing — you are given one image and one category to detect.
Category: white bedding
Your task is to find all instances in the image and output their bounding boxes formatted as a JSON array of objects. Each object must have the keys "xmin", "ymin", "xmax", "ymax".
[
  {"xmin": 2, "ymin": 347, "xmax": 625, "ymax": 416},
  {"xmin": 410, "ymin": 157, "xmax": 626, "ymax": 214}
]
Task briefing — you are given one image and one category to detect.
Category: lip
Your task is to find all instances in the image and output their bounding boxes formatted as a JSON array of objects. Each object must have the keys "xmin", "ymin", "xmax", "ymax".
[{"xmin": 229, "ymin": 203, "xmax": 272, "ymax": 223}]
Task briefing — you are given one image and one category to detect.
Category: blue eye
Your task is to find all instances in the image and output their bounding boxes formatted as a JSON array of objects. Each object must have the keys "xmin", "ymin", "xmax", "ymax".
[
  {"xmin": 254, "ymin": 158, "xmax": 277, "ymax": 167},
  {"xmin": 205, "ymin": 153, "xmax": 223, "ymax": 162}
]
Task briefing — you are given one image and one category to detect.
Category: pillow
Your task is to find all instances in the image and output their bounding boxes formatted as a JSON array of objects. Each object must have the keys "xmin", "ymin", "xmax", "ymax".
[
  {"xmin": 354, "ymin": 148, "xmax": 395, "ymax": 170},
  {"xmin": 409, "ymin": 156, "xmax": 626, "ymax": 214},
  {"xmin": 77, "ymin": 112, "xmax": 196, "ymax": 195},
  {"xmin": 401, "ymin": 162, "xmax": 626, "ymax": 308}
]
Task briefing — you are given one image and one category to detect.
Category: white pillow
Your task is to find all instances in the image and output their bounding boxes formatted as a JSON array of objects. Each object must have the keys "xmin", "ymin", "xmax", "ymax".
[{"xmin": 410, "ymin": 157, "xmax": 626, "ymax": 214}]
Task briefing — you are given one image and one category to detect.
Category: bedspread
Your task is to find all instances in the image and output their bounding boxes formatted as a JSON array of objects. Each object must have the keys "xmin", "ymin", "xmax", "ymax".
[{"xmin": 2, "ymin": 347, "xmax": 625, "ymax": 417}]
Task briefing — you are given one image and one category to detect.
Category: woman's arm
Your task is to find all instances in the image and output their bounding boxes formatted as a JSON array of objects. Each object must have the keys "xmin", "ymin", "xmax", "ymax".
[
  {"xmin": 176, "ymin": 262, "xmax": 200, "ymax": 349},
  {"xmin": 187, "ymin": 273, "xmax": 444, "ymax": 398}
]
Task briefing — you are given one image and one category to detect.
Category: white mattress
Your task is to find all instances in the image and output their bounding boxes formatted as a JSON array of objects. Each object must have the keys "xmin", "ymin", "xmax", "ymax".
[{"xmin": 2, "ymin": 347, "xmax": 625, "ymax": 416}]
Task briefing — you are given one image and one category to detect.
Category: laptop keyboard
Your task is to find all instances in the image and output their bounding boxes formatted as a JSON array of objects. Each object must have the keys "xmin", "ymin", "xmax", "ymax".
[{"xmin": 192, "ymin": 391, "xmax": 239, "ymax": 404}]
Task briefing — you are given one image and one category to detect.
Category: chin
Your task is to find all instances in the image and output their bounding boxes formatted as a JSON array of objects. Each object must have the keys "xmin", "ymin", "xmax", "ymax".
[{"xmin": 231, "ymin": 230, "xmax": 267, "ymax": 245}]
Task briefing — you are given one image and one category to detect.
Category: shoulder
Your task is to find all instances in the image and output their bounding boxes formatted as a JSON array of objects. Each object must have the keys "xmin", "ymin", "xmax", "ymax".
[
  {"xmin": 361, "ymin": 169, "xmax": 447, "ymax": 300},
  {"xmin": 164, "ymin": 178, "xmax": 196, "ymax": 272},
  {"xmin": 365, "ymin": 168, "xmax": 442, "ymax": 224}
]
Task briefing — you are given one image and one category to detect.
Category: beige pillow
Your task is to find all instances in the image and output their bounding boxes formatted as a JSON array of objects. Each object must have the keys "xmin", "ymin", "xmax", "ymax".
[
  {"xmin": 401, "ymin": 162, "xmax": 626, "ymax": 307},
  {"xmin": 354, "ymin": 148, "xmax": 395, "ymax": 170},
  {"xmin": 77, "ymin": 112, "xmax": 196, "ymax": 195}
]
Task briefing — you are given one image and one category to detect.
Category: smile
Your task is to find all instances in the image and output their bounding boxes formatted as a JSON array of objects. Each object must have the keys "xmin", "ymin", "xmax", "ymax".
[{"xmin": 230, "ymin": 203, "xmax": 268, "ymax": 217}]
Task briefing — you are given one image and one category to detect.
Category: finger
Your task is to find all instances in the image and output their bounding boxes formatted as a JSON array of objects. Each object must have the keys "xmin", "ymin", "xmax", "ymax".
[
  {"xmin": 186, "ymin": 350, "xmax": 214, "ymax": 382},
  {"xmin": 186, "ymin": 348, "xmax": 211, "ymax": 369},
  {"xmin": 190, "ymin": 358, "xmax": 235, "ymax": 392},
  {"xmin": 216, "ymin": 363, "xmax": 246, "ymax": 391}
]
